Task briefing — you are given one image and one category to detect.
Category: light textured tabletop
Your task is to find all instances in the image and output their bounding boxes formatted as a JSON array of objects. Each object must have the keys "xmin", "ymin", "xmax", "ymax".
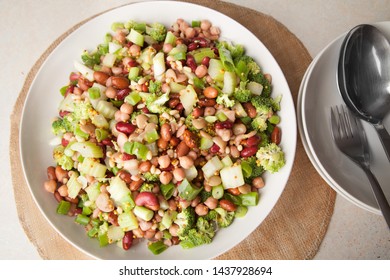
[{"xmin": 1, "ymin": 0, "xmax": 389, "ymax": 260}]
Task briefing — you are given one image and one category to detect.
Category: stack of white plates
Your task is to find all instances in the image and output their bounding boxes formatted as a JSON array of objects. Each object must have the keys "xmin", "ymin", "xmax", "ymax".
[{"xmin": 297, "ymin": 22, "xmax": 390, "ymax": 215}]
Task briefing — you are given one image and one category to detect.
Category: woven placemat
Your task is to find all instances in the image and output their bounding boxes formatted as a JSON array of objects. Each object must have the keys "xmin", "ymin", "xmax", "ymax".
[{"xmin": 10, "ymin": 0, "xmax": 336, "ymax": 260}]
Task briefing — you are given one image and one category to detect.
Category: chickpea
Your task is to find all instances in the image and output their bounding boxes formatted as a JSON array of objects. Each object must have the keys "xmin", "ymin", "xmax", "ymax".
[
  {"xmin": 57, "ymin": 185, "xmax": 68, "ymax": 197},
  {"xmin": 105, "ymin": 86, "xmax": 117, "ymax": 99},
  {"xmin": 195, "ymin": 65, "xmax": 208, "ymax": 78},
  {"xmin": 129, "ymin": 44, "xmax": 141, "ymax": 56},
  {"xmin": 158, "ymin": 155, "xmax": 171, "ymax": 169},
  {"xmin": 200, "ymin": 20, "xmax": 212, "ymax": 31},
  {"xmin": 252, "ymin": 177, "xmax": 265, "ymax": 189},
  {"xmin": 203, "ymin": 86, "xmax": 218, "ymax": 99},
  {"xmin": 233, "ymin": 123, "xmax": 247, "ymax": 135},
  {"xmin": 44, "ymin": 180, "xmax": 57, "ymax": 193},
  {"xmin": 159, "ymin": 171, "xmax": 173, "ymax": 185},
  {"xmin": 120, "ymin": 103, "xmax": 133, "ymax": 115},
  {"xmin": 195, "ymin": 203, "xmax": 209, "ymax": 216},
  {"xmin": 163, "ymin": 43, "xmax": 173, "ymax": 53},
  {"xmin": 139, "ymin": 161, "xmax": 152, "ymax": 173},
  {"xmin": 179, "ymin": 156, "xmax": 194, "ymax": 169},
  {"xmin": 204, "ymin": 197, "xmax": 218, "ymax": 210},
  {"xmin": 173, "ymin": 167, "xmax": 186, "ymax": 182},
  {"xmin": 169, "ymin": 224, "xmax": 179, "ymax": 237},
  {"xmin": 204, "ymin": 106, "xmax": 216, "ymax": 116}
]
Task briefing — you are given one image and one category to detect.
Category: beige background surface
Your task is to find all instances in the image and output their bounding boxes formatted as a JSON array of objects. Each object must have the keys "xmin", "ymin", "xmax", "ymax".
[{"xmin": 1, "ymin": 0, "xmax": 390, "ymax": 259}]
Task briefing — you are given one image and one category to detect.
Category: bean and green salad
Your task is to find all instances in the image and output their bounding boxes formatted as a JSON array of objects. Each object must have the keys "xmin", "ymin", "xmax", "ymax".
[{"xmin": 44, "ymin": 18, "xmax": 285, "ymax": 255}]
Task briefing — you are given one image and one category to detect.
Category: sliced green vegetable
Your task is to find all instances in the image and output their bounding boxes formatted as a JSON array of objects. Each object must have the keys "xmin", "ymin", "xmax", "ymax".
[
  {"xmin": 178, "ymin": 178, "xmax": 202, "ymax": 201},
  {"xmin": 56, "ymin": 200, "xmax": 71, "ymax": 215},
  {"xmin": 148, "ymin": 241, "xmax": 168, "ymax": 255}
]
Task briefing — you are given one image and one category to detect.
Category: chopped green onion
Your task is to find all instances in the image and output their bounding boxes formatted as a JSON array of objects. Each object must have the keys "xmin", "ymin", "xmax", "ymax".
[
  {"xmin": 241, "ymin": 161, "xmax": 252, "ymax": 178},
  {"xmin": 74, "ymin": 125, "xmax": 89, "ymax": 139},
  {"xmin": 98, "ymin": 233, "xmax": 109, "ymax": 247},
  {"xmin": 164, "ymin": 31, "xmax": 177, "ymax": 46},
  {"xmin": 239, "ymin": 192, "xmax": 259, "ymax": 206},
  {"xmin": 178, "ymin": 179, "xmax": 203, "ymax": 201},
  {"xmin": 144, "ymin": 129, "xmax": 160, "ymax": 143},
  {"xmin": 128, "ymin": 67, "xmax": 140, "ymax": 81},
  {"xmin": 88, "ymin": 87, "xmax": 101, "ymax": 99},
  {"xmin": 95, "ymin": 128, "xmax": 109, "ymax": 141},
  {"xmin": 212, "ymin": 184, "xmax": 224, "ymax": 199},
  {"xmin": 190, "ymin": 47, "xmax": 216, "ymax": 64},
  {"xmin": 56, "ymin": 200, "xmax": 71, "ymax": 215},
  {"xmin": 216, "ymin": 111, "xmax": 228, "ymax": 121},
  {"xmin": 127, "ymin": 29, "xmax": 144, "ymax": 46},
  {"xmin": 111, "ymin": 22, "xmax": 124, "ymax": 31},
  {"xmin": 133, "ymin": 206, "xmax": 154, "ymax": 221},
  {"xmin": 59, "ymin": 85, "xmax": 68, "ymax": 96},
  {"xmin": 148, "ymin": 241, "xmax": 168, "ymax": 255},
  {"xmin": 104, "ymin": 33, "xmax": 112, "ymax": 43},
  {"xmin": 160, "ymin": 183, "xmax": 175, "ymax": 200},
  {"xmin": 235, "ymin": 205, "xmax": 248, "ymax": 218},
  {"xmin": 269, "ymin": 115, "xmax": 280, "ymax": 124},
  {"xmin": 125, "ymin": 91, "xmax": 141, "ymax": 106},
  {"xmin": 192, "ymin": 20, "xmax": 201, "ymax": 27},
  {"xmin": 87, "ymin": 226, "xmax": 99, "ymax": 238}
]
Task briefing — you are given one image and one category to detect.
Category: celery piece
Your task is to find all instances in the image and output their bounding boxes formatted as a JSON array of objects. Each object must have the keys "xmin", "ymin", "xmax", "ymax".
[
  {"xmin": 269, "ymin": 115, "xmax": 280, "ymax": 124},
  {"xmin": 107, "ymin": 225, "xmax": 125, "ymax": 243},
  {"xmin": 59, "ymin": 85, "xmax": 68, "ymax": 96},
  {"xmin": 208, "ymin": 59, "xmax": 224, "ymax": 82},
  {"xmin": 88, "ymin": 87, "xmax": 101, "ymax": 99},
  {"xmin": 125, "ymin": 91, "xmax": 141, "ymax": 106},
  {"xmin": 108, "ymin": 42, "xmax": 122, "ymax": 54},
  {"xmin": 104, "ymin": 33, "xmax": 112, "ymax": 43},
  {"xmin": 56, "ymin": 200, "xmax": 71, "ymax": 215},
  {"xmin": 74, "ymin": 61, "xmax": 95, "ymax": 82},
  {"xmin": 184, "ymin": 165, "xmax": 198, "ymax": 181},
  {"xmin": 87, "ymin": 226, "xmax": 99, "ymax": 238},
  {"xmin": 224, "ymin": 192, "xmax": 242, "ymax": 206},
  {"xmin": 192, "ymin": 20, "xmax": 201, "ymax": 27},
  {"xmin": 169, "ymin": 81, "xmax": 186, "ymax": 93},
  {"xmin": 95, "ymin": 128, "xmax": 109, "ymax": 141},
  {"xmin": 67, "ymin": 172, "xmax": 82, "ymax": 199},
  {"xmin": 247, "ymin": 81, "xmax": 263, "ymax": 95},
  {"xmin": 144, "ymin": 128, "xmax": 160, "ymax": 143},
  {"xmin": 164, "ymin": 31, "xmax": 177, "ymax": 46},
  {"xmin": 180, "ymin": 85, "xmax": 198, "ymax": 116},
  {"xmin": 232, "ymin": 102, "xmax": 248, "ymax": 118},
  {"xmin": 123, "ymin": 141, "xmax": 134, "ymax": 154},
  {"xmin": 160, "ymin": 182, "xmax": 175, "ymax": 200},
  {"xmin": 82, "ymin": 206, "xmax": 92, "ymax": 216},
  {"xmin": 202, "ymin": 156, "xmax": 224, "ymax": 179},
  {"xmin": 239, "ymin": 192, "xmax": 259, "ymax": 206},
  {"xmin": 70, "ymin": 141, "xmax": 103, "ymax": 158},
  {"xmin": 235, "ymin": 60, "xmax": 249, "ymax": 81},
  {"xmin": 216, "ymin": 111, "xmax": 228, "ymax": 121},
  {"xmin": 91, "ymin": 114, "xmax": 109, "ymax": 129},
  {"xmin": 153, "ymin": 52, "xmax": 166, "ymax": 80},
  {"xmin": 218, "ymin": 46, "xmax": 235, "ymax": 72},
  {"xmin": 148, "ymin": 241, "xmax": 168, "ymax": 255},
  {"xmin": 240, "ymin": 161, "xmax": 252, "ymax": 178},
  {"xmin": 178, "ymin": 179, "xmax": 203, "ymax": 201},
  {"xmin": 98, "ymin": 233, "xmax": 109, "ymax": 247},
  {"xmin": 118, "ymin": 212, "xmax": 139, "ymax": 231},
  {"xmin": 161, "ymin": 210, "xmax": 178, "ymax": 229},
  {"xmin": 102, "ymin": 53, "xmax": 117, "ymax": 68},
  {"xmin": 96, "ymin": 100, "xmax": 118, "ymax": 119},
  {"xmin": 133, "ymin": 206, "xmax": 154, "ymax": 221},
  {"xmin": 235, "ymin": 205, "xmax": 248, "ymax": 218},
  {"xmin": 193, "ymin": 77, "xmax": 205, "ymax": 89},
  {"xmin": 107, "ymin": 177, "xmax": 135, "ymax": 211},
  {"xmin": 212, "ymin": 184, "xmax": 224, "ymax": 199},
  {"xmin": 75, "ymin": 214, "xmax": 90, "ymax": 226},
  {"xmin": 74, "ymin": 125, "xmax": 89, "ymax": 139},
  {"xmin": 128, "ymin": 67, "xmax": 140, "ymax": 81},
  {"xmin": 222, "ymin": 71, "xmax": 237, "ymax": 95},
  {"xmin": 204, "ymin": 116, "xmax": 217, "ymax": 123},
  {"xmin": 124, "ymin": 142, "xmax": 149, "ymax": 160},
  {"xmin": 111, "ymin": 22, "xmax": 124, "ymax": 31},
  {"xmin": 200, "ymin": 137, "xmax": 213, "ymax": 150},
  {"xmin": 91, "ymin": 218, "xmax": 101, "ymax": 227},
  {"xmin": 220, "ymin": 165, "xmax": 245, "ymax": 189},
  {"xmin": 168, "ymin": 44, "xmax": 187, "ymax": 61},
  {"xmin": 58, "ymin": 94, "xmax": 75, "ymax": 112},
  {"xmin": 127, "ymin": 29, "xmax": 144, "ymax": 46},
  {"xmin": 190, "ymin": 47, "xmax": 216, "ymax": 64},
  {"xmin": 79, "ymin": 158, "xmax": 107, "ymax": 178}
]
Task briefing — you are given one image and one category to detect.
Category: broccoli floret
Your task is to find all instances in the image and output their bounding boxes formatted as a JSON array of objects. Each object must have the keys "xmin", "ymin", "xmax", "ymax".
[
  {"xmin": 251, "ymin": 114, "xmax": 268, "ymax": 132},
  {"xmin": 73, "ymin": 100, "xmax": 94, "ymax": 121},
  {"xmin": 81, "ymin": 50, "xmax": 101, "ymax": 68},
  {"xmin": 203, "ymin": 209, "xmax": 217, "ymax": 221},
  {"xmin": 145, "ymin": 23, "xmax": 167, "ymax": 42},
  {"xmin": 143, "ymin": 172, "xmax": 160, "ymax": 182},
  {"xmin": 139, "ymin": 182, "xmax": 155, "ymax": 192},
  {"xmin": 199, "ymin": 190, "xmax": 212, "ymax": 203},
  {"xmin": 235, "ymin": 55, "xmax": 261, "ymax": 76},
  {"xmin": 258, "ymin": 131, "xmax": 270, "ymax": 147},
  {"xmin": 218, "ymin": 41, "xmax": 245, "ymax": 60},
  {"xmin": 52, "ymin": 119, "xmax": 67, "ymax": 135},
  {"xmin": 174, "ymin": 207, "xmax": 196, "ymax": 237},
  {"xmin": 233, "ymin": 81, "xmax": 252, "ymax": 103},
  {"xmin": 53, "ymin": 145, "xmax": 74, "ymax": 171},
  {"xmin": 184, "ymin": 113, "xmax": 198, "ymax": 133},
  {"xmin": 240, "ymin": 156, "xmax": 264, "ymax": 181},
  {"xmin": 179, "ymin": 217, "xmax": 215, "ymax": 249},
  {"xmin": 250, "ymin": 95, "xmax": 274, "ymax": 114},
  {"xmin": 248, "ymin": 72, "xmax": 271, "ymax": 97},
  {"xmin": 216, "ymin": 94, "xmax": 235, "ymax": 108},
  {"xmin": 148, "ymin": 80, "xmax": 162, "ymax": 94},
  {"xmin": 256, "ymin": 143, "xmax": 285, "ymax": 173},
  {"xmin": 145, "ymin": 92, "xmax": 170, "ymax": 114},
  {"xmin": 215, "ymin": 207, "xmax": 235, "ymax": 228}
]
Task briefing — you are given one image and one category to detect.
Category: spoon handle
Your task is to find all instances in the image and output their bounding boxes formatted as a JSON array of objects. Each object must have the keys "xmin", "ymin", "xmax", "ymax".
[
  {"xmin": 374, "ymin": 124, "xmax": 390, "ymax": 162},
  {"xmin": 361, "ymin": 165, "xmax": 390, "ymax": 229}
]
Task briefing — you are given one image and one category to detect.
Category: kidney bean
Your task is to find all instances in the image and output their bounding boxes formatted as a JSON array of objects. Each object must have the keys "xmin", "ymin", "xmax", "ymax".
[
  {"xmin": 198, "ymin": 98, "xmax": 216, "ymax": 107},
  {"xmin": 129, "ymin": 179, "xmax": 144, "ymax": 191},
  {"xmin": 118, "ymin": 169, "xmax": 132, "ymax": 184},
  {"xmin": 69, "ymin": 72, "xmax": 80, "ymax": 82},
  {"xmin": 240, "ymin": 146, "xmax": 258, "ymax": 157},
  {"xmin": 170, "ymin": 136, "xmax": 180, "ymax": 147},
  {"xmin": 59, "ymin": 110, "xmax": 70, "ymax": 118},
  {"xmin": 176, "ymin": 141, "xmax": 190, "ymax": 157},
  {"xmin": 210, "ymin": 143, "xmax": 220, "ymax": 153},
  {"xmin": 243, "ymin": 102, "xmax": 257, "ymax": 118},
  {"xmin": 168, "ymin": 98, "xmax": 180, "ymax": 109},
  {"xmin": 116, "ymin": 122, "xmax": 136, "ymax": 135},
  {"xmin": 193, "ymin": 37, "xmax": 209, "ymax": 47},
  {"xmin": 54, "ymin": 191, "xmax": 63, "ymax": 202},
  {"xmin": 93, "ymin": 71, "xmax": 110, "ymax": 85},
  {"xmin": 271, "ymin": 126, "xmax": 281, "ymax": 145},
  {"xmin": 201, "ymin": 56, "xmax": 210, "ymax": 67},
  {"xmin": 142, "ymin": 107, "xmax": 150, "ymax": 114},
  {"xmin": 116, "ymin": 88, "xmax": 130, "ymax": 100},
  {"xmin": 61, "ymin": 137, "xmax": 69, "ymax": 147},
  {"xmin": 188, "ymin": 42, "xmax": 200, "ymax": 51},
  {"xmin": 102, "ymin": 138, "xmax": 114, "ymax": 147},
  {"xmin": 203, "ymin": 86, "xmax": 218, "ymax": 99},
  {"xmin": 111, "ymin": 76, "xmax": 130, "ymax": 89},
  {"xmin": 175, "ymin": 103, "xmax": 184, "ymax": 112},
  {"xmin": 219, "ymin": 199, "xmax": 237, "ymax": 212},
  {"xmin": 192, "ymin": 107, "xmax": 204, "ymax": 118},
  {"xmin": 135, "ymin": 192, "xmax": 160, "ymax": 211},
  {"xmin": 47, "ymin": 166, "xmax": 57, "ymax": 181},
  {"xmin": 186, "ymin": 54, "xmax": 197, "ymax": 72},
  {"xmin": 246, "ymin": 135, "xmax": 260, "ymax": 147},
  {"xmin": 215, "ymin": 121, "xmax": 233, "ymax": 129},
  {"xmin": 123, "ymin": 231, "xmax": 133, "ymax": 250},
  {"xmin": 160, "ymin": 123, "xmax": 172, "ymax": 142}
]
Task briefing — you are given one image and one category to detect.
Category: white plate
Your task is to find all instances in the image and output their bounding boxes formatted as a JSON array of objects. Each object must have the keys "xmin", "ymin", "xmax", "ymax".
[
  {"xmin": 19, "ymin": 1, "xmax": 296, "ymax": 259},
  {"xmin": 299, "ymin": 22, "xmax": 390, "ymax": 215}
]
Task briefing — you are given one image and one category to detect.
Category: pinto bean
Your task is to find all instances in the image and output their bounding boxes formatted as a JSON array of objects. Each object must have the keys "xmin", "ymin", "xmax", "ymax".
[
  {"xmin": 118, "ymin": 169, "xmax": 132, "ymax": 184},
  {"xmin": 55, "ymin": 166, "xmax": 69, "ymax": 183},
  {"xmin": 243, "ymin": 102, "xmax": 257, "ymax": 118},
  {"xmin": 195, "ymin": 203, "xmax": 209, "ymax": 216},
  {"xmin": 160, "ymin": 123, "xmax": 172, "ymax": 142},
  {"xmin": 129, "ymin": 179, "xmax": 144, "ymax": 191},
  {"xmin": 183, "ymin": 130, "xmax": 197, "ymax": 149},
  {"xmin": 47, "ymin": 166, "xmax": 56, "ymax": 181},
  {"xmin": 198, "ymin": 98, "xmax": 216, "ymax": 107},
  {"xmin": 271, "ymin": 126, "xmax": 281, "ymax": 145},
  {"xmin": 111, "ymin": 76, "xmax": 129, "ymax": 89},
  {"xmin": 252, "ymin": 177, "xmax": 265, "ymax": 189},
  {"xmin": 93, "ymin": 71, "xmax": 110, "ymax": 85},
  {"xmin": 219, "ymin": 199, "xmax": 237, "ymax": 212},
  {"xmin": 203, "ymin": 86, "xmax": 218, "ymax": 99}
]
